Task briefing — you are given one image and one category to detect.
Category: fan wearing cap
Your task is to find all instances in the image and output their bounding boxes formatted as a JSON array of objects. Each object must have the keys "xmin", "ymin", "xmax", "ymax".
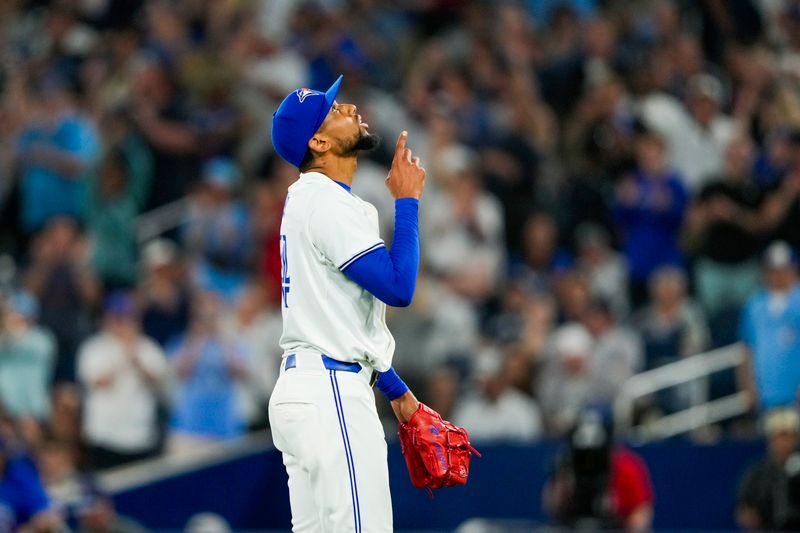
[
  {"xmin": 17, "ymin": 73, "xmax": 101, "ymax": 234},
  {"xmin": 642, "ymin": 73, "xmax": 735, "ymax": 192},
  {"xmin": 739, "ymin": 241, "xmax": 800, "ymax": 410},
  {"xmin": 183, "ymin": 157, "xmax": 250, "ymax": 301},
  {"xmin": 737, "ymin": 407, "xmax": 800, "ymax": 531},
  {"xmin": 269, "ymin": 75, "xmax": 426, "ymax": 531},
  {"xmin": 0, "ymin": 291, "xmax": 56, "ymax": 425},
  {"xmin": 77, "ymin": 292, "xmax": 169, "ymax": 470}
]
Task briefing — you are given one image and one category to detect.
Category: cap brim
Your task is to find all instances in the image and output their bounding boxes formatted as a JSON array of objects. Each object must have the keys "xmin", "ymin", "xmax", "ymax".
[
  {"xmin": 325, "ymin": 75, "xmax": 343, "ymax": 111},
  {"xmin": 313, "ymin": 75, "xmax": 343, "ymax": 133}
]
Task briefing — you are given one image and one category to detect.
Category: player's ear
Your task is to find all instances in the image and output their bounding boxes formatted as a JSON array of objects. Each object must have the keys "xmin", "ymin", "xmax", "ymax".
[{"xmin": 308, "ymin": 134, "xmax": 331, "ymax": 155}]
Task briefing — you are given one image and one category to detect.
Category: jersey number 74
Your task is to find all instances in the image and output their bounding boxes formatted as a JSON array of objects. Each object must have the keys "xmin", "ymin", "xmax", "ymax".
[{"xmin": 280, "ymin": 234, "xmax": 290, "ymax": 308}]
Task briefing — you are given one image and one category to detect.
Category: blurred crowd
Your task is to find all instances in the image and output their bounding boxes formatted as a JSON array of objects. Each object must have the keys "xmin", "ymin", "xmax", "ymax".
[{"xmin": 1, "ymin": 0, "xmax": 800, "ymax": 529}]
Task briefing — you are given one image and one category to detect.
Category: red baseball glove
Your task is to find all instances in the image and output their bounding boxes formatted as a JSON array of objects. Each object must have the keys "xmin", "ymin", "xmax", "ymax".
[{"xmin": 397, "ymin": 403, "xmax": 480, "ymax": 492}]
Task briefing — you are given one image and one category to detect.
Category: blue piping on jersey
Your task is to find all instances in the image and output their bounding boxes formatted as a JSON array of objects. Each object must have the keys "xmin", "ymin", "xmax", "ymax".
[
  {"xmin": 333, "ymin": 180, "xmax": 352, "ymax": 192},
  {"xmin": 343, "ymin": 198, "xmax": 420, "ymax": 307},
  {"xmin": 339, "ymin": 242, "xmax": 385, "ymax": 271},
  {"xmin": 330, "ymin": 370, "xmax": 361, "ymax": 532}
]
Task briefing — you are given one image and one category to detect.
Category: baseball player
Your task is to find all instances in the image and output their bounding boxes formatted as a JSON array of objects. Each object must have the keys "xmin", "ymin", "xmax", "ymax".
[{"xmin": 268, "ymin": 75, "xmax": 426, "ymax": 532}]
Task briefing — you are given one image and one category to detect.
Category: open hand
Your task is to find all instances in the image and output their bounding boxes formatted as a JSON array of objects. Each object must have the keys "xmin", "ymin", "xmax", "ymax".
[{"xmin": 386, "ymin": 131, "xmax": 426, "ymax": 200}]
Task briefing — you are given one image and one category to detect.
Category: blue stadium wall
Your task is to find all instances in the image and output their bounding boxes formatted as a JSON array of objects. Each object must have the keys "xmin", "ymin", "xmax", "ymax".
[{"xmin": 113, "ymin": 440, "xmax": 764, "ymax": 531}]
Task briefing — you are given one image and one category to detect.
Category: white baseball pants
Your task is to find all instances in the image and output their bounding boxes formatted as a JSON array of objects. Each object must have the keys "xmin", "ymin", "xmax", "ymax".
[{"xmin": 269, "ymin": 352, "xmax": 392, "ymax": 532}]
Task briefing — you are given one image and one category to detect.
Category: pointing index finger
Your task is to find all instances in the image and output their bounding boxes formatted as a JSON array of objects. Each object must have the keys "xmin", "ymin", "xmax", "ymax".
[{"xmin": 395, "ymin": 131, "xmax": 408, "ymax": 156}]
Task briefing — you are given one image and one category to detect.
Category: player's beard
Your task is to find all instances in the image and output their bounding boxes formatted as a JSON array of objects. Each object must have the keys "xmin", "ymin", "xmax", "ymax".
[{"xmin": 338, "ymin": 129, "xmax": 380, "ymax": 157}]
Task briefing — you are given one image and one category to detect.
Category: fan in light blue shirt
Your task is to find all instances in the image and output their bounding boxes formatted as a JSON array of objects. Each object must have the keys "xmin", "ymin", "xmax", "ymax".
[
  {"xmin": 17, "ymin": 77, "xmax": 100, "ymax": 232},
  {"xmin": 740, "ymin": 242, "xmax": 800, "ymax": 409}
]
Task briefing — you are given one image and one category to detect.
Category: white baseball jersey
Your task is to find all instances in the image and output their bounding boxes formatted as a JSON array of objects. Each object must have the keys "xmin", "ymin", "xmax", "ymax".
[{"xmin": 278, "ymin": 171, "xmax": 395, "ymax": 371}]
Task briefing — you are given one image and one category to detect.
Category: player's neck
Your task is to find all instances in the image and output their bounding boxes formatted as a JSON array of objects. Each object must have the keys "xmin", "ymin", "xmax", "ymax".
[{"xmin": 307, "ymin": 156, "xmax": 357, "ymax": 187}]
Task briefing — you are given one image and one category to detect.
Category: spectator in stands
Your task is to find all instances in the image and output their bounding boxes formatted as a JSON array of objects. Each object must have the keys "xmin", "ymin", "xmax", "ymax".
[
  {"xmin": 138, "ymin": 239, "xmax": 191, "ymax": 348},
  {"xmin": 513, "ymin": 212, "xmax": 573, "ymax": 295},
  {"xmin": 487, "ymin": 63, "xmax": 552, "ymax": 252},
  {"xmin": 575, "ymin": 223, "xmax": 630, "ymax": 319},
  {"xmin": 37, "ymin": 428, "xmax": 150, "ymax": 533},
  {"xmin": 737, "ymin": 407, "xmax": 800, "ymax": 531},
  {"xmin": 452, "ymin": 349, "xmax": 543, "ymax": 443},
  {"xmin": 485, "ymin": 283, "xmax": 556, "ymax": 359},
  {"xmin": 684, "ymin": 136, "xmax": 765, "ymax": 319},
  {"xmin": 562, "ymin": 74, "xmax": 633, "ymax": 183},
  {"xmin": 129, "ymin": 52, "xmax": 199, "ymax": 210},
  {"xmin": 388, "ymin": 273, "xmax": 480, "ymax": 381},
  {"xmin": 544, "ymin": 410, "xmax": 654, "ymax": 532},
  {"xmin": 644, "ymin": 73, "xmax": 736, "ymax": 192},
  {"xmin": 49, "ymin": 385, "xmax": 82, "ymax": 451},
  {"xmin": 636, "ymin": 267, "xmax": 710, "ymax": 370},
  {"xmin": 16, "ymin": 74, "xmax": 101, "ymax": 234},
  {"xmin": 759, "ymin": 157, "xmax": 800, "ymax": 254},
  {"xmin": 250, "ymin": 159, "xmax": 296, "ymax": 308},
  {"xmin": 183, "ymin": 157, "xmax": 251, "ymax": 302},
  {"xmin": 86, "ymin": 147, "xmax": 151, "ymax": 291},
  {"xmin": 78, "ymin": 292, "xmax": 168, "ymax": 469},
  {"xmin": 425, "ymin": 365, "xmax": 462, "ymax": 422},
  {"xmin": 0, "ymin": 70, "xmax": 24, "ymax": 240},
  {"xmin": 582, "ymin": 298, "xmax": 643, "ymax": 405},
  {"xmin": 740, "ymin": 241, "xmax": 800, "ymax": 410},
  {"xmin": 612, "ymin": 131, "xmax": 688, "ymax": 306},
  {"xmin": 35, "ymin": 438, "xmax": 148, "ymax": 533},
  {"xmin": 635, "ymin": 267, "xmax": 711, "ymax": 414},
  {"xmin": 753, "ymin": 128, "xmax": 796, "ymax": 189},
  {"xmin": 168, "ymin": 292, "xmax": 247, "ymax": 450},
  {"xmin": 98, "ymin": 109, "xmax": 153, "ymax": 196},
  {"xmin": 74, "ymin": 489, "xmax": 149, "ymax": 533},
  {"xmin": 0, "ymin": 291, "xmax": 55, "ymax": 426},
  {"xmin": 0, "ymin": 436, "xmax": 63, "ymax": 532},
  {"xmin": 554, "ymin": 268, "xmax": 593, "ymax": 323},
  {"xmin": 538, "ymin": 323, "xmax": 596, "ymax": 435},
  {"xmin": 36, "ymin": 437, "xmax": 80, "ymax": 509},
  {"xmin": 503, "ymin": 346, "xmax": 538, "ymax": 398},
  {"xmin": 514, "ymin": 292, "xmax": 558, "ymax": 366},
  {"xmin": 24, "ymin": 217, "xmax": 100, "ymax": 383},
  {"xmin": 541, "ymin": 295, "xmax": 638, "ymax": 414},
  {"xmin": 221, "ymin": 284, "xmax": 282, "ymax": 431},
  {"xmin": 424, "ymin": 162, "xmax": 505, "ymax": 303}
]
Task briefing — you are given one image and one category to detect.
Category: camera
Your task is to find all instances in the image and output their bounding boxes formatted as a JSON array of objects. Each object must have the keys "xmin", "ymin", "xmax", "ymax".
[{"xmin": 551, "ymin": 411, "xmax": 621, "ymax": 531}]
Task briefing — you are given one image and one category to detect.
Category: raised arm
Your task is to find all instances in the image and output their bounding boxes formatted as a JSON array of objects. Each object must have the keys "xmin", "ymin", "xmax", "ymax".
[{"xmin": 343, "ymin": 131, "xmax": 426, "ymax": 307}]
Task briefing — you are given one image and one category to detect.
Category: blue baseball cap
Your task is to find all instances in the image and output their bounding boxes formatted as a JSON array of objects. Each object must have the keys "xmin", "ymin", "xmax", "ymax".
[
  {"xmin": 8, "ymin": 291, "xmax": 39, "ymax": 320},
  {"xmin": 272, "ymin": 75, "xmax": 343, "ymax": 167},
  {"xmin": 105, "ymin": 291, "xmax": 137, "ymax": 317},
  {"xmin": 203, "ymin": 157, "xmax": 240, "ymax": 189}
]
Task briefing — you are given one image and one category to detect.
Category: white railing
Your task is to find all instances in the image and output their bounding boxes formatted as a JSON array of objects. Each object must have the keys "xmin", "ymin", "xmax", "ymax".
[
  {"xmin": 613, "ymin": 343, "xmax": 749, "ymax": 442},
  {"xmin": 98, "ymin": 430, "xmax": 273, "ymax": 493},
  {"xmin": 135, "ymin": 198, "xmax": 189, "ymax": 244}
]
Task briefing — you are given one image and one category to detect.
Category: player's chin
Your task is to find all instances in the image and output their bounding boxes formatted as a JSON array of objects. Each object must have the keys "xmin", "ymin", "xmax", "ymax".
[{"xmin": 355, "ymin": 131, "xmax": 381, "ymax": 152}]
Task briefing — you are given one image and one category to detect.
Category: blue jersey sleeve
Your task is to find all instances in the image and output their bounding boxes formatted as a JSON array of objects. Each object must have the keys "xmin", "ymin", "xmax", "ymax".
[{"xmin": 343, "ymin": 198, "xmax": 419, "ymax": 307}]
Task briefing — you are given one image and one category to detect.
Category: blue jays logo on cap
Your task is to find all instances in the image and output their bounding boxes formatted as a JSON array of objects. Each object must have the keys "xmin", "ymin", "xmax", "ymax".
[
  {"xmin": 296, "ymin": 88, "xmax": 319, "ymax": 103},
  {"xmin": 272, "ymin": 75, "xmax": 344, "ymax": 167}
]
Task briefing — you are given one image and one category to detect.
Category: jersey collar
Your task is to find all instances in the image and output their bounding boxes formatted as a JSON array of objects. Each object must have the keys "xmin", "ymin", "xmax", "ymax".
[{"xmin": 299, "ymin": 171, "xmax": 352, "ymax": 193}]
